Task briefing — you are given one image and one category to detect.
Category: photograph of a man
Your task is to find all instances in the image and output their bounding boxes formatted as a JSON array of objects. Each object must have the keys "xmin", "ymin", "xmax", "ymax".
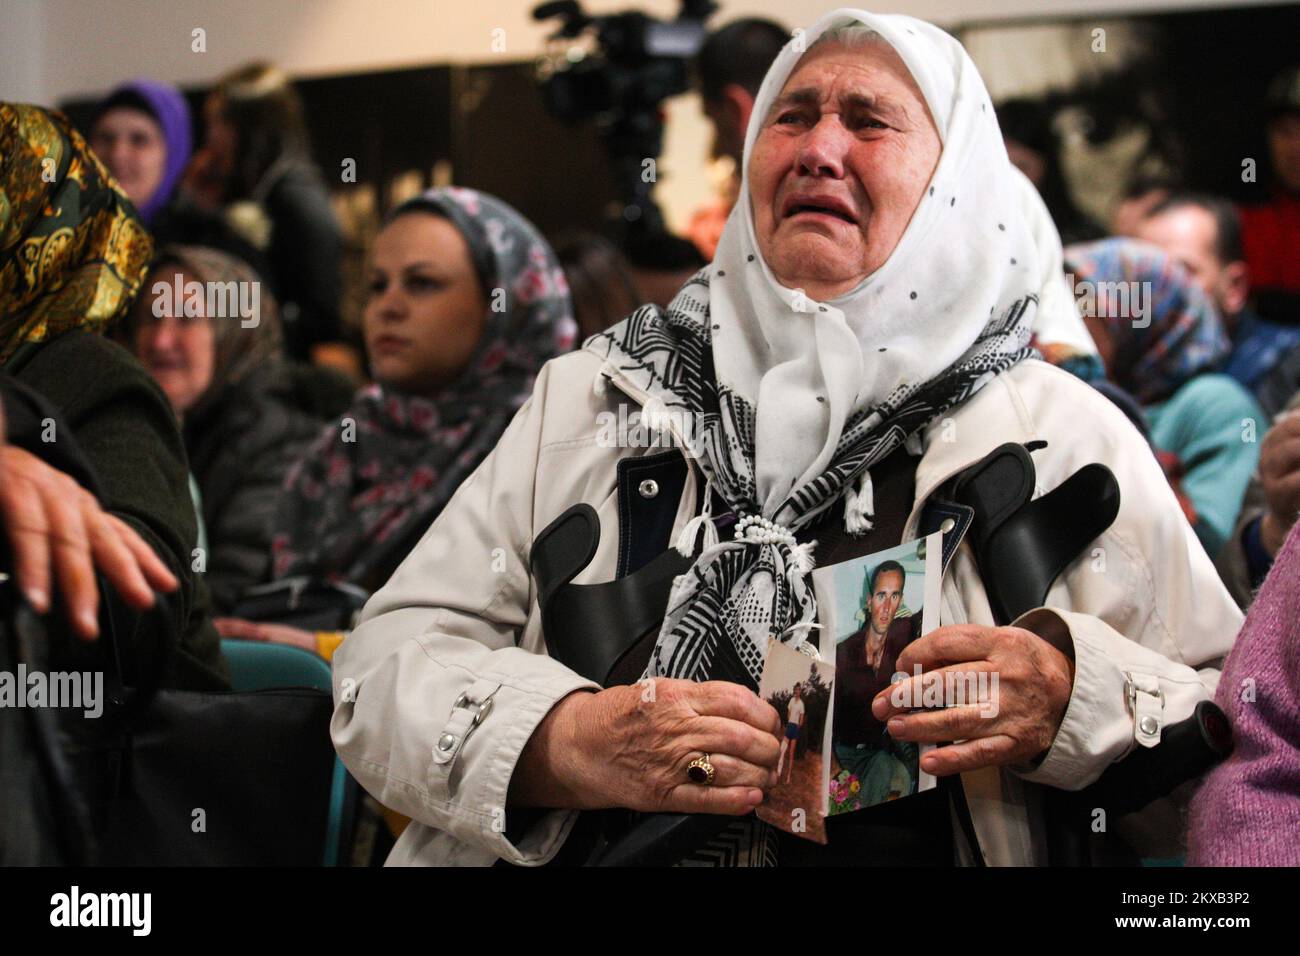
[{"xmin": 832, "ymin": 558, "xmax": 923, "ymax": 811}]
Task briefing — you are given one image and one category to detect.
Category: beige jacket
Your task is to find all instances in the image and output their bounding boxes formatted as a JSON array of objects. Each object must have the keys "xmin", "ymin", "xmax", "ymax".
[{"xmin": 330, "ymin": 351, "xmax": 1242, "ymax": 866}]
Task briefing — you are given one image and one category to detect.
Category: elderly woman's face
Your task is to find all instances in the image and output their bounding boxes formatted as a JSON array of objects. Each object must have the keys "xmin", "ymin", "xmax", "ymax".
[
  {"xmin": 132, "ymin": 266, "xmax": 216, "ymax": 416},
  {"xmin": 749, "ymin": 41, "xmax": 941, "ymax": 301}
]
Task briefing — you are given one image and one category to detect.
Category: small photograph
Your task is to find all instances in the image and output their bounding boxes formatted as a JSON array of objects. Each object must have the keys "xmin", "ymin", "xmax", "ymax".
[
  {"xmin": 755, "ymin": 641, "xmax": 834, "ymax": 844},
  {"xmin": 814, "ymin": 533, "xmax": 941, "ymax": 816}
]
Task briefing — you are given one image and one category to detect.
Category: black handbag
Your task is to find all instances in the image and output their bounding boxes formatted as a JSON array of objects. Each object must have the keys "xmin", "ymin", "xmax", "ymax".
[
  {"xmin": 89, "ymin": 687, "xmax": 337, "ymax": 866},
  {"xmin": 0, "ymin": 581, "xmax": 341, "ymax": 866},
  {"xmin": 87, "ymin": 590, "xmax": 339, "ymax": 866},
  {"xmin": 0, "ymin": 582, "xmax": 98, "ymax": 865}
]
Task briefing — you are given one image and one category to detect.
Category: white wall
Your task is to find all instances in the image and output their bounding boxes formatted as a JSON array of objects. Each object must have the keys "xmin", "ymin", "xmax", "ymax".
[
  {"xmin": 0, "ymin": 0, "xmax": 46, "ymax": 104},
  {"xmin": 4, "ymin": 0, "xmax": 1288, "ymax": 106}
]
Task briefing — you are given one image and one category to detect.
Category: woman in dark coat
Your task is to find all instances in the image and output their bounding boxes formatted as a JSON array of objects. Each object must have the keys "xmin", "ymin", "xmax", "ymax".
[
  {"xmin": 125, "ymin": 244, "xmax": 342, "ymax": 612},
  {"xmin": 0, "ymin": 102, "xmax": 226, "ymax": 690}
]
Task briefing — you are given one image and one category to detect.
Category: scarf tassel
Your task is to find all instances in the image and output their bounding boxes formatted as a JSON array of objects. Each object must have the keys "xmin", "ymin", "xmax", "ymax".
[
  {"xmin": 843, "ymin": 468, "xmax": 876, "ymax": 534},
  {"xmin": 788, "ymin": 539, "xmax": 818, "ymax": 576},
  {"xmin": 675, "ymin": 479, "xmax": 719, "ymax": 556}
]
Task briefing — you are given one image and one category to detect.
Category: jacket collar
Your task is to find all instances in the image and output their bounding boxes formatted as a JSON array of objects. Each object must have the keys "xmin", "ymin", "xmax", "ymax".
[{"xmin": 606, "ymin": 356, "xmax": 1043, "ymax": 531}]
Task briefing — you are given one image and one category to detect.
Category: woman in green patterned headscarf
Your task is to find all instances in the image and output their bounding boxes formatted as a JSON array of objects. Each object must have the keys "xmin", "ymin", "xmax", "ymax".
[{"xmin": 1, "ymin": 102, "xmax": 153, "ymax": 366}]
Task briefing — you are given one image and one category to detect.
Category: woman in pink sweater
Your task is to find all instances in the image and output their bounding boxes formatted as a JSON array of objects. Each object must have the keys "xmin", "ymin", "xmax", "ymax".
[{"xmin": 1188, "ymin": 520, "xmax": 1300, "ymax": 865}]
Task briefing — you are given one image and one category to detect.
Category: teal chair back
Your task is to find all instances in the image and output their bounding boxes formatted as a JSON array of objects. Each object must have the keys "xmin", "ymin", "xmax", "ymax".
[
  {"xmin": 220, "ymin": 639, "xmax": 356, "ymax": 866},
  {"xmin": 222, "ymin": 638, "xmax": 333, "ymax": 691}
]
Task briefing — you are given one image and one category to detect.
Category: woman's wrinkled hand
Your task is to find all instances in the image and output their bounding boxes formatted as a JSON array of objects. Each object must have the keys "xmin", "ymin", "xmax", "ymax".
[
  {"xmin": 870, "ymin": 623, "xmax": 1075, "ymax": 777},
  {"xmin": 512, "ymin": 678, "xmax": 783, "ymax": 815},
  {"xmin": 0, "ymin": 443, "xmax": 178, "ymax": 640}
]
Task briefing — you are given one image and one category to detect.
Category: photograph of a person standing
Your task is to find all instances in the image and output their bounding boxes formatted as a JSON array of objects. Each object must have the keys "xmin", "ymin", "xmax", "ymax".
[{"xmin": 777, "ymin": 682, "xmax": 807, "ymax": 784}]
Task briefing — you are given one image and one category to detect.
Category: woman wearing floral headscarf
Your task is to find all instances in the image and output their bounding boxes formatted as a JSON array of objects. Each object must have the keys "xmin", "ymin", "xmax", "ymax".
[
  {"xmin": 331, "ymin": 11, "xmax": 1240, "ymax": 867},
  {"xmin": 1064, "ymin": 238, "xmax": 1266, "ymax": 558},
  {"xmin": 217, "ymin": 189, "xmax": 574, "ymax": 658},
  {"xmin": 269, "ymin": 187, "xmax": 575, "ymax": 591},
  {"xmin": 1, "ymin": 102, "xmax": 226, "ymax": 689}
]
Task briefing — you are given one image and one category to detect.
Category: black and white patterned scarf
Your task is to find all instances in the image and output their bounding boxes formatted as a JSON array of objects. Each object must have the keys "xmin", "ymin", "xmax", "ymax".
[
  {"xmin": 587, "ymin": 9, "xmax": 1050, "ymax": 694},
  {"xmin": 589, "ymin": 274, "xmax": 1035, "ymax": 689}
]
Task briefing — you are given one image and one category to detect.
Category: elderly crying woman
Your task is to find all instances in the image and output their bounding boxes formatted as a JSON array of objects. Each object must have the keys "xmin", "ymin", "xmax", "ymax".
[{"xmin": 331, "ymin": 10, "xmax": 1240, "ymax": 866}]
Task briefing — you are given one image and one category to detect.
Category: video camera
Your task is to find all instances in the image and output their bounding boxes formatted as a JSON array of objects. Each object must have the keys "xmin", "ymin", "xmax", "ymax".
[{"xmin": 532, "ymin": 0, "xmax": 716, "ymax": 267}]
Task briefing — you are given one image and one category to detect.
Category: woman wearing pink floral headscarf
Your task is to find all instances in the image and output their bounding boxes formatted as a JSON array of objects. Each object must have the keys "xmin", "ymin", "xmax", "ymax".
[{"xmin": 269, "ymin": 187, "xmax": 576, "ymax": 592}]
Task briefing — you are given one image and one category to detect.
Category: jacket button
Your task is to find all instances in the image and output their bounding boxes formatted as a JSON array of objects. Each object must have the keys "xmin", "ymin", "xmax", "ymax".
[
  {"xmin": 437, "ymin": 733, "xmax": 456, "ymax": 752},
  {"xmin": 638, "ymin": 479, "xmax": 659, "ymax": 499},
  {"xmin": 1139, "ymin": 716, "xmax": 1159, "ymax": 736},
  {"xmin": 939, "ymin": 517, "xmax": 956, "ymax": 534}
]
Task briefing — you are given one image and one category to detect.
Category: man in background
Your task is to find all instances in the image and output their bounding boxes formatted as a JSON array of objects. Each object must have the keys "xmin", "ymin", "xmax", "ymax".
[
  {"xmin": 1135, "ymin": 192, "xmax": 1300, "ymax": 406},
  {"xmin": 1215, "ymin": 392, "xmax": 1300, "ymax": 608},
  {"xmin": 697, "ymin": 17, "xmax": 789, "ymax": 166},
  {"xmin": 687, "ymin": 17, "xmax": 789, "ymax": 259},
  {"xmin": 1239, "ymin": 65, "xmax": 1300, "ymax": 324},
  {"xmin": 1111, "ymin": 174, "xmax": 1177, "ymax": 238}
]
